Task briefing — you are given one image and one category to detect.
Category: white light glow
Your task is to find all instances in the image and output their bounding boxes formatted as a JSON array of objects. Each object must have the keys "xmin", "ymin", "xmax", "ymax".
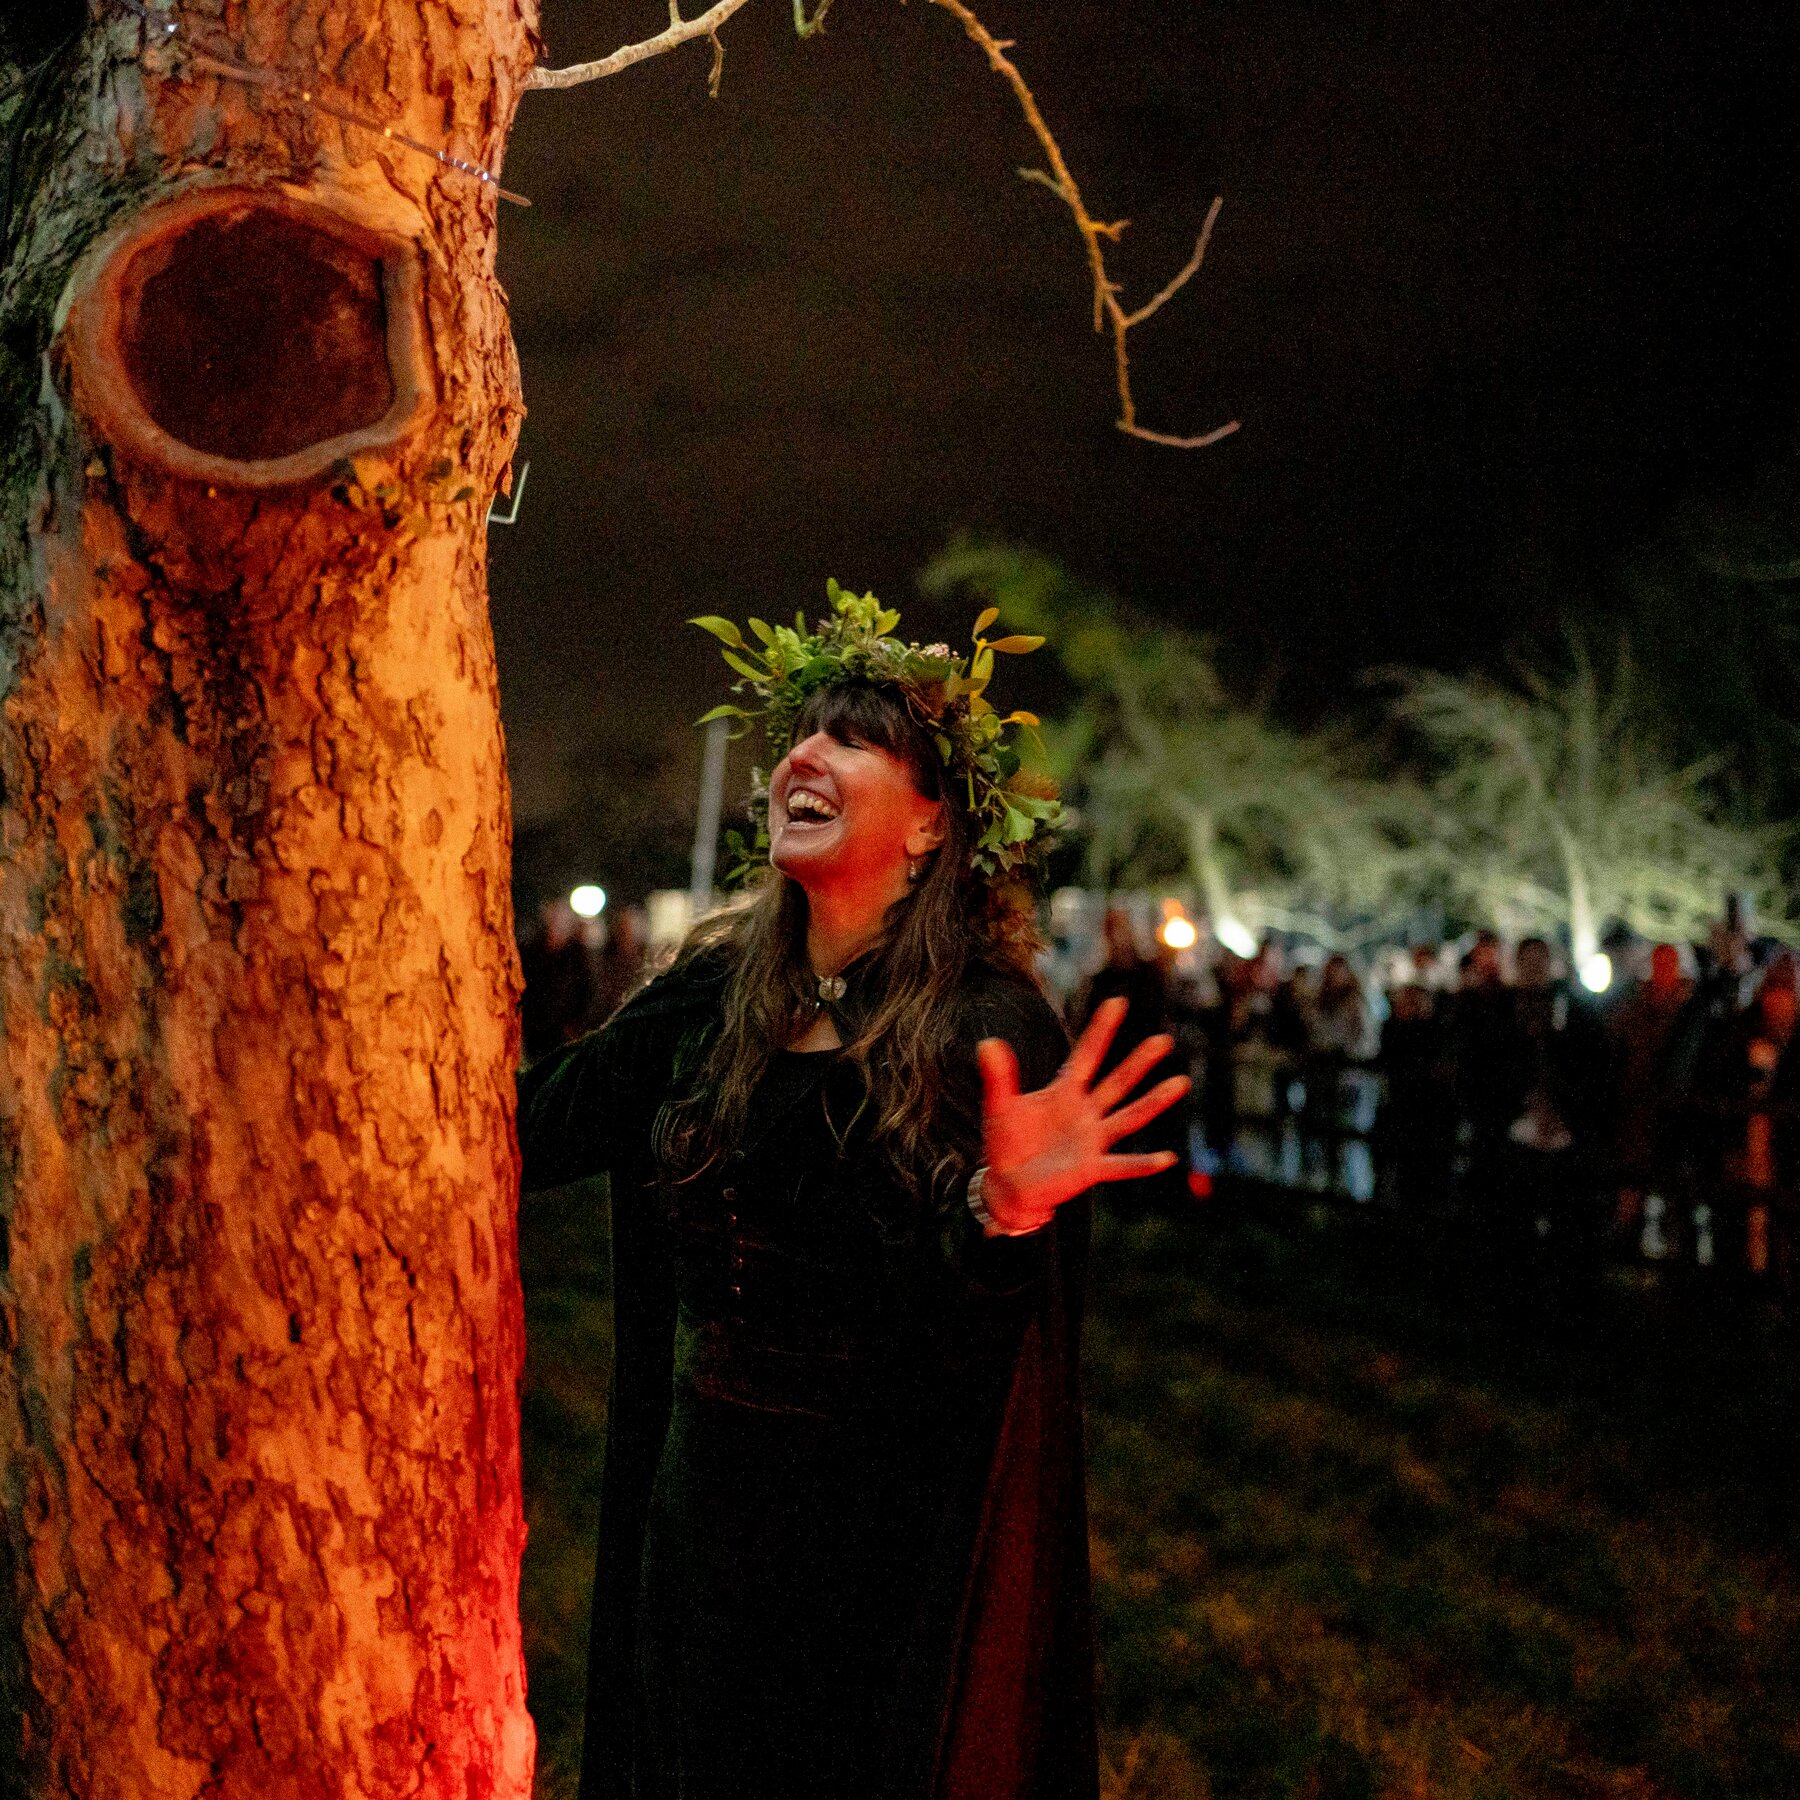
[
  {"xmin": 1214, "ymin": 916, "xmax": 1258, "ymax": 959},
  {"xmin": 1578, "ymin": 951, "xmax": 1612, "ymax": 994},
  {"xmin": 1160, "ymin": 915, "xmax": 1198, "ymax": 950},
  {"xmin": 569, "ymin": 884, "xmax": 607, "ymax": 919}
]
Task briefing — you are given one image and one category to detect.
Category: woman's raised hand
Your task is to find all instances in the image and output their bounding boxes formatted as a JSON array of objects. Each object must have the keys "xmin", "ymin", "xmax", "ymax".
[{"xmin": 974, "ymin": 996, "xmax": 1191, "ymax": 1235}]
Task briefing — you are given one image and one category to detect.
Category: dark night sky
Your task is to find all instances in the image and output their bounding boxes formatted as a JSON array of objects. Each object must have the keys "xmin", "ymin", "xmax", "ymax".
[{"xmin": 489, "ymin": 0, "xmax": 1799, "ymax": 845}]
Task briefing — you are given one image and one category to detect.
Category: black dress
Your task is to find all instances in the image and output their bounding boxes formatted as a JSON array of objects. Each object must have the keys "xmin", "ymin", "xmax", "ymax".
[{"xmin": 518, "ymin": 952, "xmax": 1099, "ymax": 1800}]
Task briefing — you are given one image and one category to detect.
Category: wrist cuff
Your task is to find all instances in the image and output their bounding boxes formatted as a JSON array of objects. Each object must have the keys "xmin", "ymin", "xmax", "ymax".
[{"xmin": 967, "ymin": 1164, "xmax": 1040, "ymax": 1238}]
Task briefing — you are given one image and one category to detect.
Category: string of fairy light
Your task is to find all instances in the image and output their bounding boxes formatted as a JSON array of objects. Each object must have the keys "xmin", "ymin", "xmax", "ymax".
[{"xmin": 113, "ymin": 0, "xmax": 530, "ymax": 207}]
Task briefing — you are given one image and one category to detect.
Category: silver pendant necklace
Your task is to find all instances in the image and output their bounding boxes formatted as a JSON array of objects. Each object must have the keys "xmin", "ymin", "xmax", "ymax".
[{"xmin": 815, "ymin": 973, "xmax": 848, "ymax": 1005}]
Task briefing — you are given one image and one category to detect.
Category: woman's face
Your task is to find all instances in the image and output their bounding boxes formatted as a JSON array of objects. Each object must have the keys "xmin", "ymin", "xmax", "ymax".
[{"xmin": 768, "ymin": 727, "xmax": 944, "ymax": 897}]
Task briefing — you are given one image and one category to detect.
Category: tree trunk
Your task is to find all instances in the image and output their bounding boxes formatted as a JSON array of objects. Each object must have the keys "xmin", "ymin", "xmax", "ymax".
[
  {"xmin": 1, "ymin": 4, "xmax": 538, "ymax": 1794},
  {"xmin": 1553, "ymin": 821, "xmax": 1598, "ymax": 968},
  {"xmin": 1181, "ymin": 806, "xmax": 1244, "ymax": 952}
]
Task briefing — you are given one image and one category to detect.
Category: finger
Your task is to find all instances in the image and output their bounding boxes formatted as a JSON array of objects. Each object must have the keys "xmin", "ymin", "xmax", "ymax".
[
  {"xmin": 1090, "ymin": 1149, "xmax": 1180, "ymax": 1184},
  {"xmin": 1101, "ymin": 1075, "xmax": 1192, "ymax": 1145},
  {"xmin": 1064, "ymin": 996, "xmax": 1128, "ymax": 1087},
  {"xmin": 1090, "ymin": 1032, "xmax": 1177, "ymax": 1112},
  {"xmin": 977, "ymin": 1036, "xmax": 1021, "ymax": 1112}
]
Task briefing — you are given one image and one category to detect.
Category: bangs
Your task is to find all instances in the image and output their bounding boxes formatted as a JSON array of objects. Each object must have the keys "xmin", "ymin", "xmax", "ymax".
[{"xmin": 794, "ymin": 681, "xmax": 940, "ymax": 794}]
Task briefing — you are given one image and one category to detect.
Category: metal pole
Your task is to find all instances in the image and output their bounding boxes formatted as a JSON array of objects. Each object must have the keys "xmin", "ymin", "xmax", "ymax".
[{"xmin": 689, "ymin": 715, "xmax": 729, "ymax": 917}]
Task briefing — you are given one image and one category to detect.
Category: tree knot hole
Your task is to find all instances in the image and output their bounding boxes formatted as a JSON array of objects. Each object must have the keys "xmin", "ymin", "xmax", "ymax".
[{"xmin": 63, "ymin": 189, "xmax": 434, "ymax": 489}]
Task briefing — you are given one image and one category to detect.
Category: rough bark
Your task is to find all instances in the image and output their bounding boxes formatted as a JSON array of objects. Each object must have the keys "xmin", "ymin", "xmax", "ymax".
[{"xmin": 0, "ymin": 3, "xmax": 539, "ymax": 1794}]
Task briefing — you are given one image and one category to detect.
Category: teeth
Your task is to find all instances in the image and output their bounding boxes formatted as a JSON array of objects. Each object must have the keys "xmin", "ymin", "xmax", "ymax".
[{"xmin": 786, "ymin": 789, "xmax": 839, "ymax": 822}]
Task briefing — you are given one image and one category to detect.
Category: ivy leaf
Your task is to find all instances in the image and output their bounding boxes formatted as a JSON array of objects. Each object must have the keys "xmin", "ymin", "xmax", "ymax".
[
  {"xmin": 987, "ymin": 635, "xmax": 1046, "ymax": 654},
  {"xmin": 1002, "ymin": 804, "xmax": 1036, "ymax": 844},
  {"xmin": 692, "ymin": 615, "xmax": 748, "ymax": 649}
]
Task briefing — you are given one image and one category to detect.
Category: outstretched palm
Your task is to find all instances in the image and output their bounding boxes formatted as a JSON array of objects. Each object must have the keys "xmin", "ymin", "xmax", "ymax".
[{"xmin": 976, "ymin": 995, "xmax": 1190, "ymax": 1235}]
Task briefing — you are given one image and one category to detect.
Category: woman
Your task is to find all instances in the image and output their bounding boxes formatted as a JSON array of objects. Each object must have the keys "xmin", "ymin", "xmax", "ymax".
[{"xmin": 519, "ymin": 585, "xmax": 1187, "ymax": 1800}]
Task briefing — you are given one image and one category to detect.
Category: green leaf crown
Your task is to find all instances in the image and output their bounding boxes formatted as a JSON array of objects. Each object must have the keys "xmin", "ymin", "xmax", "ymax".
[{"xmin": 692, "ymin": 578, "xmax": 1063, "ymax": 884}]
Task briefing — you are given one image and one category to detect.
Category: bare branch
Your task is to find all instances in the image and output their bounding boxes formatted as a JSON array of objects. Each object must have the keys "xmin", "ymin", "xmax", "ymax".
[
  {"xmin": 1121, "ymin": 418, "xmax": 1242, "ymax": 450},
  {"xmin": 524, "ymin": 0, "xmax": 1238, "ymax": 446},
  {"xmin": 925, "ymin": 0, "xmax": 1238, "ymax": 447},
  {"xmin": 525, "ymin": 0, "xmax": 760, "ymax": 91},
  {"xmin": 1124, "ymin": 193, "xmax": 1223, "ymax": 328},
  {"xmin": 793, "ymin": 0, "xmax": 840, "ymax": 37}
]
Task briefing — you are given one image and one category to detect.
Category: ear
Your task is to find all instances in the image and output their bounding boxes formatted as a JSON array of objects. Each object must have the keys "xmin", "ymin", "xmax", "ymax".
[{"xmin": 906, "ymin": 801, "xmax": 947, "ymax": 858}]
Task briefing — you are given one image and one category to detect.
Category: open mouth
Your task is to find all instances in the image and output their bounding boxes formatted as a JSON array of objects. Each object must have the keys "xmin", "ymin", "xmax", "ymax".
[{"xmin": 783, "ymin": 787, "xmax": 841, "ymax": 826}]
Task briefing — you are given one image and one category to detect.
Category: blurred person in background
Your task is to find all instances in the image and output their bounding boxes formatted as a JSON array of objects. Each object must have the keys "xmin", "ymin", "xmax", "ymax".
[
  {"xmin": 1072, "ymin": 908, "xmax": 1187, "ymax": 1209},
  {"xmin": 1378, "ymin": 955, "xmax": 1457, "ymax": 1214},
  {"xmin": 520, "ymin": 893, "xmax": 602, "ymax": 1063},
  {"xmin": 1449, "ymin": 932, "xmax": 1517, "ymax": 1250},
  {"xmin": 1694, "ymin": 952, "xmax": 1800, "ymax": 1286},
  {"xmin": 1196, "ymin": 948, "xmax": 1250, "ymax": 1175},
  {"xmin": 593, "ymin": 903, "xmax": 650, "ymax": 1024},
  {"xmin": 1498, "ymin": 937, "xmax": 1610, "ymax": 1303},
  {"xmin": 1298, "ymin": 953, "xmax": 1378, "ymax": 1196},
  {"xmin": 1605, "ymin": 942, "xmax": 1701, "ymax": 1257}
]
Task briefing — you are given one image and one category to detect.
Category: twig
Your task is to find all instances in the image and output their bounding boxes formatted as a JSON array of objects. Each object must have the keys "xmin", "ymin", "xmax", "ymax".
[
  {"xmin": 793, "ymin": 0, "xmax": 839, "ymax": 37},
  {"xmin": 1125, "ymin": 194, "xmax": 1222, "ymax": 328},
  {"xmin": 924, "ymin": 0, "xmax": 1238, "ymax": 447},
  {"xmin": 523, "ymin": 0, "xmax": 1238, "ymax": 447},
  {"xmin": 525, "ymin": 0, "xmax": 760, "ymax": 91}
]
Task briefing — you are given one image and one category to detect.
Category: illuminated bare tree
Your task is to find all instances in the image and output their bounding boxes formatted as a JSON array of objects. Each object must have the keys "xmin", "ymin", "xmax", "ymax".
[
  {"xmin": 1394, "ymin": 647, "xmax": 1790, "ymax": 964},
  {"xmin": 923, "ymin": 542, "xmax": 1406, "ymax": 950}
]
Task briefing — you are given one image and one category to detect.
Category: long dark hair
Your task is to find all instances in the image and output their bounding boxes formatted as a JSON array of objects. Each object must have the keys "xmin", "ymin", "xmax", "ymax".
[{"xmin": 660, "ymin": 680, "xmax": 1041, "ymax": 1209}]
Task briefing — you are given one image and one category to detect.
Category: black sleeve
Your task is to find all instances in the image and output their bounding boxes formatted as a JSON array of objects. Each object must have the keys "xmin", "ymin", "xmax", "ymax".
[
  {"xmin": 520, "ymin": 954, "xmax": 736, "ymax": 1197},
  {"xmin": 517, "ymin": 963, "xmax": 713, "ymax": 1192},
  {"xmin": 937, "ymin": 973, "xmax": 1073, "ymax": 1297},
  {"xmin": 517, "ymin": 1024, "xmax": 632, "ymax": 1194}
]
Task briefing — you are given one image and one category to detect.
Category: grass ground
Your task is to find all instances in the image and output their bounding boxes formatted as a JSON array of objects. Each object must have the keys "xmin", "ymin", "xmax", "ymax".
[{"xmin": 520, "ymin": 1180, "xmax": 1800, "ymax": 1798}]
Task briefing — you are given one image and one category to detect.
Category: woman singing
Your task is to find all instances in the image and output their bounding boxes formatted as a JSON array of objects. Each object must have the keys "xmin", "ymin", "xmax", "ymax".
[{"xmin": 519, "ymin": 583, "xmax": 1187, "ymax": 1800}]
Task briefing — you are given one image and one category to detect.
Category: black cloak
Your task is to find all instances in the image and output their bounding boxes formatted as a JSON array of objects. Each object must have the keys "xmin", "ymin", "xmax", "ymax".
[{"xmin": 517, "ymin": 950, "xmax": 1099, "ymax": 1800}]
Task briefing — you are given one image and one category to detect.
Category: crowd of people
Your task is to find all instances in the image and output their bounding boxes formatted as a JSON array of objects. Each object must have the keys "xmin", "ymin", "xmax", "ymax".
[
  {"xmin": 521, "ymin": 886, "xmax": 1800, "ymax": 1298},
  {"xmin": 1061, "ymin": 906, "xmax": 1800, "ymax": 1299}
]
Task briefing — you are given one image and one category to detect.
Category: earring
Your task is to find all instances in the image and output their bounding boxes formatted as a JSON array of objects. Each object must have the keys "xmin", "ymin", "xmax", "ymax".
[{"xmin": 906, "ymin": 855, "xmax": 925, "ymax": 883}]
